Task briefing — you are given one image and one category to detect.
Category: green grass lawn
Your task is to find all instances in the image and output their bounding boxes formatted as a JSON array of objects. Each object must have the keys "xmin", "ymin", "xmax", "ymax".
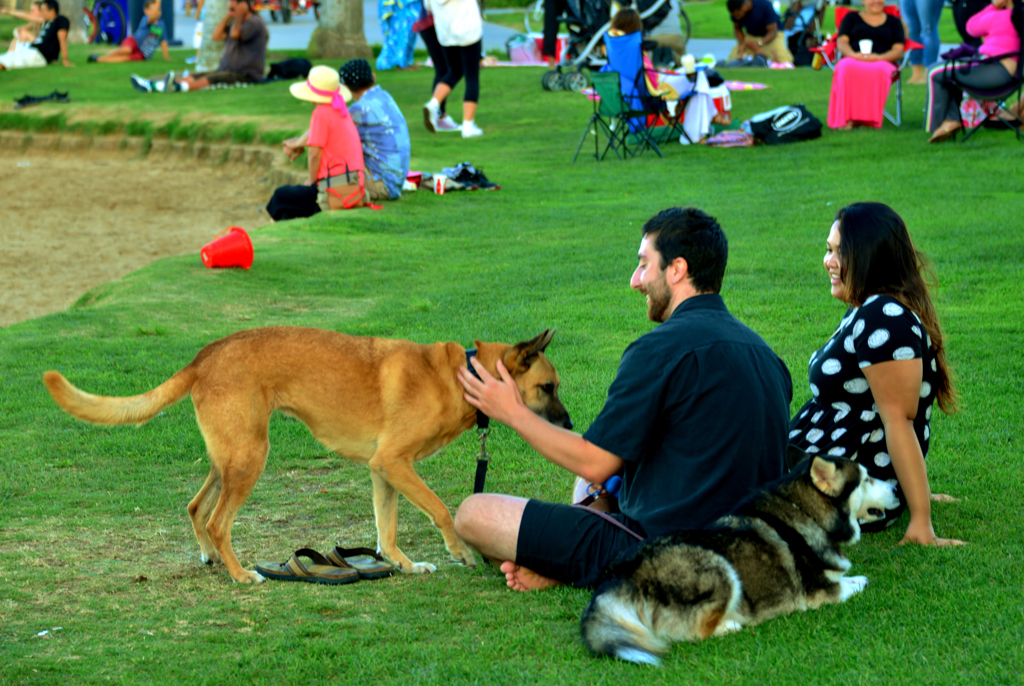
[{"xmin": 1, "ymin": 40, "xmax": 1023, "ymax": 686}]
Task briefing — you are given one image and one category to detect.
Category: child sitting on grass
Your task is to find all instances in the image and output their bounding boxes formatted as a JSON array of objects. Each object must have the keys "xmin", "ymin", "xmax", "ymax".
[
  {"xmin": 88, "ymin": 0, "xmax": 169, "ymax": 64},
  {"xmin": 2, "ymin": 2, "xmax": 43, "ymax": 54}
]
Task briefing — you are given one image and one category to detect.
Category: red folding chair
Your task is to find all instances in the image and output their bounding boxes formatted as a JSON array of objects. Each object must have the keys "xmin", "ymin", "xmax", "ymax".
[{"xmin": 810, "ymin": 5, "xmax": 924, "ymax": 126}]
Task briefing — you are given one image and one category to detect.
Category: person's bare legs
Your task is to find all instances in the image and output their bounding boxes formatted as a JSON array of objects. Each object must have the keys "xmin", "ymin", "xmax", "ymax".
[
  {"xmin": 97, "ymin": 45, "xmax": 133, "ymax": 63},
  {"xmin": 463, "ymin": 101, "xmax": 477, "ymax": 123},
  {"xmin": 453, "ymin": 493, "xmax": 562, "ymax": 591},
  {"xmin": 180, "ymin": 75, "xmax": 211, "ymax": 91}
]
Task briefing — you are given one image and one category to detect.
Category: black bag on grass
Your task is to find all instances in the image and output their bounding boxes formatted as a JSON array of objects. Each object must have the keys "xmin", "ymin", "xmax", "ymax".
[
  {"xmin": 747, "ymin": 104, "xmax": 822, "ymax": 144},
  {"xmin": 267, "ymin": 58, "xmax": 313, "ymax": 81}
]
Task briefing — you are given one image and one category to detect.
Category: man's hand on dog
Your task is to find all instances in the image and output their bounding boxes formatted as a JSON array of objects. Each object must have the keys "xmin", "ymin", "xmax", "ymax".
[{"xmin": 458, "ymin": 359, "xmax": 528, "ymax": 427}]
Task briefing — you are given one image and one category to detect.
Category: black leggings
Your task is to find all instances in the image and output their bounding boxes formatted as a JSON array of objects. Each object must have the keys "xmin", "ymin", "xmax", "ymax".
[
  {"xmin": 927, "ymin": 60, "xmax": 1013, "ymax": 131},
  {"xmin": 441, "ymin": 40, "xmax": 482, "ymax": 103},
  {"xmin": 418, "ymin": 24, "xmax": 449, "ymax": 114}
]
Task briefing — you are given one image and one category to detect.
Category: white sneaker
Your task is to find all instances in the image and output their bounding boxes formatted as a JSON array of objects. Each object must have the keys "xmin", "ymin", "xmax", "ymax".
[
  {"xmin": 461, "ymin": 121, "xmax": 484, "ymax": 138},
  {"xmin": 423, "ymin": 100, "xmax": 440, "ymax": 133},
  {"xmin": 436, "ymin": 114, "xmax": 460, "ymax": 132}
]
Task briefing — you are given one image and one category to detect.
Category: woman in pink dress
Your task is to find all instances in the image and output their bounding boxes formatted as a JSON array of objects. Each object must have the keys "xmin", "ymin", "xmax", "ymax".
[{"xmin": 827, "ymin": 0, "xmax": 906, "ymax": 129}]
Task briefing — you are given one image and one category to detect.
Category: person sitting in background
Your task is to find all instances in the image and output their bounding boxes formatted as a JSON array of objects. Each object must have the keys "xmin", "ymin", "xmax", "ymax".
[
  {"xmin": 130, "ymin": 0, "xmax": 266, "ymax": 92},
  {"xmin": 89, "ymin": 0, "xmax": 169, "ymax": 64},
  {"xmin": 727, "ymin": 0, "xmax": 794, "ymax": 64},
  {"xmin": 266, "ymin": 65, "xmax": 371, "ymax": 222},
  {"xmin": 826, "ymin": 0, "xmax": 905, "ymax": 130},
  {"xmin": 2, "ymin": 1, "xmax": 42, "ymax": 55},
  {"xmin": 925, "ymin": 0, "xmax": 1021, "ymax": 142},
  {"xmin": 282, "ymin": 59, "xmax": 411, "ymax": 202},
  {"xmin": 0, "ymin": 0, "xmax": 72, "ymax": 71}
]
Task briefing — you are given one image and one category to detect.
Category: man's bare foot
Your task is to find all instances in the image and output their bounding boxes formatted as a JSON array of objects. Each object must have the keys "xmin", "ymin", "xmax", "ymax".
[{"xmin": 499, "ymin": 561, "xmax": 562, "ymax": 592}]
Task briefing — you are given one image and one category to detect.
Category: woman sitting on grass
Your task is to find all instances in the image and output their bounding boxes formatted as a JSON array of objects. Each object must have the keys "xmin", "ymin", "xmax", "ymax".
[
  {"xmin": 266, "ymin": 66, "xmax": 371, "ymax": 221},
  {"xmin": 926, "ymin": 0, "xmax": 1021, "ymax": 142},
  {"xmin": 826, "ymin": 0, "xmax": 905, "ymax": 130},
  {"xmin": 787, "ymin": 202, "xmax": 965, "ymax": 546}
]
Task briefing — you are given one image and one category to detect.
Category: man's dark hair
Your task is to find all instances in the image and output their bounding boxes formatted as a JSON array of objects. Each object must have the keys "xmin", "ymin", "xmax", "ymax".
[
  {"xmin": 726, "ymin": 0, "xmax": 746, "ymax": 14},
  {"xmin": 40, "ymin": 0, "xmax": 59, "ymax": 13},
  {"xmin": 642, "ymin": 207, "xmax": 728, "ymax": 294}
]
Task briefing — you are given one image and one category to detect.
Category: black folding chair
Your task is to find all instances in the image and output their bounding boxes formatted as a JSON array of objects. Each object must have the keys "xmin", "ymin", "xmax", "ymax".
[{"xmin": 948, "ymin": 47, "xmax": 1024, "ymax": 142}]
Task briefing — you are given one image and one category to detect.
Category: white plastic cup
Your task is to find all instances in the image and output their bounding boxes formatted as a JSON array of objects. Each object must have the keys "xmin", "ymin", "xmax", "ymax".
[
  {"xmin": 682, "ymin": 54, "xmax": 696, "ymax": 75},
  {"xmin": 434, "ymin": 174, "xmax": 447, "ymax": 195},
  {"xmin": 859, "ymin": 39, "xmax": 873, "ymax": 54}
]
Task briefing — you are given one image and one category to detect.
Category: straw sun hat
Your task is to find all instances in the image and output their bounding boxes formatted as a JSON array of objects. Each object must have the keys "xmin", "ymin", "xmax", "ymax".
[{"xmin": 290, "ymin": 65, "xmax": 353, "ymax": 105}]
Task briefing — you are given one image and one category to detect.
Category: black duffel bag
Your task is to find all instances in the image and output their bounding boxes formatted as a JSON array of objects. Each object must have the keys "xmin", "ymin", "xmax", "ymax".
[{"xmin": 747, "ymin": 104, "xmax": 822, "ymax": 145}]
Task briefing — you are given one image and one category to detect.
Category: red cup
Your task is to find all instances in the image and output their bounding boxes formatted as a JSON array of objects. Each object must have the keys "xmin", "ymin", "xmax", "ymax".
[{"xmin": 201, "ymin": 227, "xmax": 253, "ymax": 269}]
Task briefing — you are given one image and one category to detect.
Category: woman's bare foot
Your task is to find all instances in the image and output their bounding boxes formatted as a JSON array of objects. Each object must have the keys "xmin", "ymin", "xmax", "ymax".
[
  {"xmin": 928, "ymin": 121, "xmax": 961, "ymax": 142},
  {"xmin": 840, "ymin": 122, "xmax": 854, "ymax": 130},
  {"xmin": 499, "ymin": 561, "xmax": 563, "ymax": 592},
  {"xmin": 907, "ymin": 65, "xmax": 927, "ymax": 84}
]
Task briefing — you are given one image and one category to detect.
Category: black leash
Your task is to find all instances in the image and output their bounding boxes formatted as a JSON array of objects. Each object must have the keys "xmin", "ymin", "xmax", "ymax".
[{"xmin": 465, "ymin": 350, "xmax": 491, "ymax": 494}]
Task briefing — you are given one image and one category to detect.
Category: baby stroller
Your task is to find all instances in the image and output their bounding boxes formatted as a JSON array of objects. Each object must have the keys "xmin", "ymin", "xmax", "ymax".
[{"xmin": 531, "ymin": 0, "xmax": 682, "ymax": 92}]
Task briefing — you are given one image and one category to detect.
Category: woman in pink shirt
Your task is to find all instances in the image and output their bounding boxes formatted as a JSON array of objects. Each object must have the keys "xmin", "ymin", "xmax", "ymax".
[
  {"xmin": 926, "ymin": 0, "xmax": 1021, "ymax": 141},
  {"xmin": 291, "ymin": 65, "xmax": 369, "ymax": 210}
]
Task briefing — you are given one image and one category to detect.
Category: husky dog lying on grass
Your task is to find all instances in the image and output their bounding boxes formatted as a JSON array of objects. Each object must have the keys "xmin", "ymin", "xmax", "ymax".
[{"xmin": 581, "ymin": 454, "xmax": 900, "ymax": 665}]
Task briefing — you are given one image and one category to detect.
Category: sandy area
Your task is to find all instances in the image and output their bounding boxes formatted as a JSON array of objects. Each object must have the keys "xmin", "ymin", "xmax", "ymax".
[{"xmin": 0, "ymin": 149, "xmax": 273, "ymax": 328}]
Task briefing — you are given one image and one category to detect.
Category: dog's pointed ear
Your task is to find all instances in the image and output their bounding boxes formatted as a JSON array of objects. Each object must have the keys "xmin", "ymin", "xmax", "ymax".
[
  {"xmin": 503, "ymin": 330, "xmax": 556, "ymax": 372},
  {"xmin": 810, "ymin": 456, "xmax": 846, "ymax": 497}
]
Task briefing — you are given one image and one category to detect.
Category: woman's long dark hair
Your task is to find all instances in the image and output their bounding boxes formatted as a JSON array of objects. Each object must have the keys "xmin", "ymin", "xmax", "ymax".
[{"xmin": 835, "ymin": 202, "xmax": 957, "ymax": 413}]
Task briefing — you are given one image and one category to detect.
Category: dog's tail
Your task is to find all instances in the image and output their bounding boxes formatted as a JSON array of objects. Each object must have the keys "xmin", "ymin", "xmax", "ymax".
[
  {"xmin": 43, "ymin": 366, "xmax": 196, "ymax": 426},
  {"xmin": 580, "ymin": 580, "xmax": 668, "ymax": 666}
]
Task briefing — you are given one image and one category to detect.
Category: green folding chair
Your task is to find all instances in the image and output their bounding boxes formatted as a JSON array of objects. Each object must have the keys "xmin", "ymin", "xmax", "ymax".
[{"xmin": 572, "ymin": 71, "xmax": 665, "ymax": 163}]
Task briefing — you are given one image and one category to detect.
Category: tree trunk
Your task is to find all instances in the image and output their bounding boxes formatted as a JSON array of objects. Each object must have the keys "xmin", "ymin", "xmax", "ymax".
[
  {"xmin": 61, "ymin": 0, "xmax": 88, "ymax": 44},
  {"xmin": 308, "ymin": 0, "xmax": 373, "ymax": 60},
  {"xmin": 197, "ymin": 0, "xmax": 229, "ymax": 72}
]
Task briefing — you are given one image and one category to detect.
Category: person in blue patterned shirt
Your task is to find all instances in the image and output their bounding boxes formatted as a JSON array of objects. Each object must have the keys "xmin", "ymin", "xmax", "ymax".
[{"xmin": 283, "ymin": 59, "xmax": 411, "ymax": 201}]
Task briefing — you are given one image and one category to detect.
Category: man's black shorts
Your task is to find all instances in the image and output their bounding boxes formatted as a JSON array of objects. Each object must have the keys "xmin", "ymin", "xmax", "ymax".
[{"xmin": 516, "ymin": 499, "xmax": 647, "ymax": 588}]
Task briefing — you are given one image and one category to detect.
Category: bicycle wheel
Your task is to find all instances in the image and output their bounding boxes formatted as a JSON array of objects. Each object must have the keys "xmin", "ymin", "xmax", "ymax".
[
  {"xmin": 525, "ymin": 0, "xmax": 544, "ymax": 34},
  {"xmin": 94, "ymin": 0, "xmax": 127, "ymax": 44},
  {"xmin": 680, "ymin": 8, "xmax": 691, "ymax": 46},
  {"xmin": 81, "ymin": 7, "xmax": 99, "ymax": 44}
]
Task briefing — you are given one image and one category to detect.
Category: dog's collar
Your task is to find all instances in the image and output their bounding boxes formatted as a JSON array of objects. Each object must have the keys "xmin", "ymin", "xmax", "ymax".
[{"xmin": 465, "ymin": 349, "xmax": 490, "ymax": 430}]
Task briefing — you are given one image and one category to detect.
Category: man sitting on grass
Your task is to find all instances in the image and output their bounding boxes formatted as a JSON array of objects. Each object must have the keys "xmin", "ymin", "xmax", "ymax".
[
  {"xmin": 282, "ymin": 59, "xmax": 412, "ymax": 202},
  {"xmin": 89, "ymin": 0, "xmax": 169, "ymax": 64},
  {"xmin": 453, "ymin": 207, "xmax": 794, "ymax": 591},
  {"xmin": 0, "ymin": 0, "xmax": 72, "ymax": 71},
  {"xmin": 130, "ymin": 0, "xmax": 266, "ymax": 93},
  {"xmin": 727, "ymin": 0, "xmax": 794, "ymax": 64}
]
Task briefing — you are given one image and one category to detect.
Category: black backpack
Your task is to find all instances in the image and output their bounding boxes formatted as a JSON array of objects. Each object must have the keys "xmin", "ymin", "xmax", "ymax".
[{"xmin": 748, "ymin": 104, "xmax": 822, "ymax": 145}]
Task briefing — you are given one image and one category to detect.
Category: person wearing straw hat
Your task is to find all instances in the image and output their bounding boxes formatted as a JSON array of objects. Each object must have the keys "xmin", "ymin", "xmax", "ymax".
[
  {"xmin": 282, "ymin": 59, "xmax": 411, "ymax": 203},
  {"xmin": 266, "ymin": 65, "xmax": 372, "ymax": 221}
]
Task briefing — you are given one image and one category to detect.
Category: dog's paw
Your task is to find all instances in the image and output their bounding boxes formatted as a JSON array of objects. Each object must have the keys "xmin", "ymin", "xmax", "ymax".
[
  {"xmin": 839, "ymin": 575, "xmax": 867, "ymax": 601},
  {"xmin": 407, "ymin": 562, "xmax": 437, "ymax": 574},
  {"xmin": 713, "ymin": 619, "xmax": 744, "ymax": 636},
  {"xmin": 230, "ymin": 569, "xmax": 266, "ymax": 584},
  {"xmin": 449, "ymin": 545, "xmax": 477, "ymax": 569}
]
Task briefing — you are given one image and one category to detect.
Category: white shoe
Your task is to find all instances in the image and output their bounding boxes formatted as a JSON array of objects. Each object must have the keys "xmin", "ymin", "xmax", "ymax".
[
  {"xmin": 436, "ymin": 114, "xmax": 460, "ymax": 131},
  {"xmin": 423, "ymin": 100, "xmax": 440, "ymax": 133},
  {"xmin": 461, "ymin": 121, "xmax": 484, "ymax": 138}
]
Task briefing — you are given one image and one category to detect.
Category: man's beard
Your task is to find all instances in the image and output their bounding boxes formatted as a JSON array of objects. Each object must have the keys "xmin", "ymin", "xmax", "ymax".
[{"xmin": 645, "ymin": 275, "xmax": 672, "ymax": 323}]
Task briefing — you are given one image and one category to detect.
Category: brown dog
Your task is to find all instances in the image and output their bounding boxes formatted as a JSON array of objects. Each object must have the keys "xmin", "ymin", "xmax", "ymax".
[{"xmin": 43, "ymin": 327, "xmax": 571, "ymax": 583}]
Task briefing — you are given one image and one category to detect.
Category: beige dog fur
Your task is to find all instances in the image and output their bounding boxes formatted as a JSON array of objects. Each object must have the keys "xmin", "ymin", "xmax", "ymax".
[{"xmin": 43, "ymin": 327, "xmax": 570, "ymax": 583}]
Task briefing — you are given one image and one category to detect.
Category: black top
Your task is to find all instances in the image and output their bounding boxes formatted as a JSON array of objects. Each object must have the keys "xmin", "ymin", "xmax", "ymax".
[
  {"xmin": 838, "ymin": 12, "xmax": 906, "ymax": 54},
  {"xmin": 733, "ymin": 0, "xmax": 782, "ymax": 37},
  {"xmin": 31, "ymin": 15, "xmax": 69, "ymax": 63},
  {"xmin": 788, "ymin": 295, "xmax": 939, "ymax": 528},
  {"xmin": 583, "ymin": 294, "xmax": 793, "ymax": 537}
]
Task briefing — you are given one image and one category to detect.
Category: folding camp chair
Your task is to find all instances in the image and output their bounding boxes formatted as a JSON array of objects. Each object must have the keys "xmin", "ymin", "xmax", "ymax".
[
  {"xmin": 948, "ymin": 46, "xmax": 1024, "ymax": 142},
  {"xmin": 572, "ymin": 70, "xmax": 666, "ymax": 162},
  {"xmin": 810, "ymin": 5, "xmax": 924, "ymax": 126}
]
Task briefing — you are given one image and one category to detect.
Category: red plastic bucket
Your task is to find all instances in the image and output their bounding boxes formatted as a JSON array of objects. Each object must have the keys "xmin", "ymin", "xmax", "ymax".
[{"xmin": 201, "ymin": 227, "xmax": 253, "ymax": 269}]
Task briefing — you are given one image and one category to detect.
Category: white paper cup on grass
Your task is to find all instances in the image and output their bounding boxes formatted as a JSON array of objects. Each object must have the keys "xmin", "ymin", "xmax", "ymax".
[
  {"xmin": 434, "ymin": 174, "xmax": 447, "ymax": 195},
  {"xmin": 859, "ymin": 39, "xmax": 873, "ymax": 54}
]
